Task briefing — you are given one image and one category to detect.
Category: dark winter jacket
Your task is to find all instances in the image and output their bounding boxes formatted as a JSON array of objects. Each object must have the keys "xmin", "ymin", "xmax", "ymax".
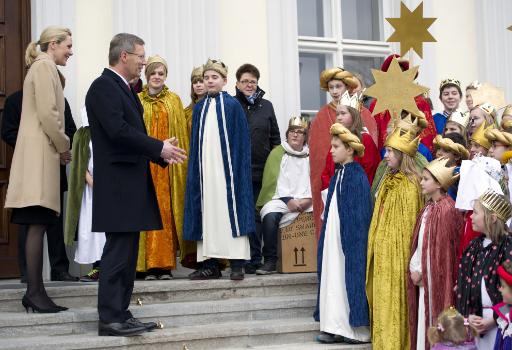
[{"xmin": 235, "ymin": 87, "xmax": 280, "ymax": 183}]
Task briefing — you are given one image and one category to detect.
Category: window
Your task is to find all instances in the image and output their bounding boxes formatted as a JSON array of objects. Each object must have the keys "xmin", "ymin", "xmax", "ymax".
[{"xmin": 297, "ymin": 0, "xmax": 391, "ymax": 116}]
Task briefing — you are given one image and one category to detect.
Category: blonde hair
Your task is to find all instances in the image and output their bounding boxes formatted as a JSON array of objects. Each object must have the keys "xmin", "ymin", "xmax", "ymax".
[
  {"xmin": 428, "ymin": 307, "xmax": 476, "ymax": 346},
  {"xmin": 25, "ymin": 26, "xmax": 72, "ymax": 67},
  {"xmin": 145, "ymin": 62, "xmax": 167, "ymax": 82},
  {"xmin": 474, "ymin": 201, "xmax": 509, "ymax": 244},
  {"xmin": 391, "ymin": 148, "xmax": 421, "ymax": 183}
]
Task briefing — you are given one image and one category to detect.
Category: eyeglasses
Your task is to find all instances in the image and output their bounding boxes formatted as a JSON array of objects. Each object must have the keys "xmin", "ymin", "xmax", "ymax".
[
  {"xmin": 239, "ymin": 79, "xmax": 258, "ymax": 86},
  {"xmin": 289, "ymin": 129, "xmax": 306, "ymax": 135},
  {"xmin": 125, "ymin": 51, "xmax": 146, "ymax": 61}
]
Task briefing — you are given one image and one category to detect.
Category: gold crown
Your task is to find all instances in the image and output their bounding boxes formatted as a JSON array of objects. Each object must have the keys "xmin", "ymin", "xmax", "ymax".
[
  {"xmin": 330, "ymin": 123, "xmax": 365, "ymax": 157},
  {"xmin": 485, "ymin": 127, "xmax": 512, "ymax": 147},
  {"xmin": 425, "ymin": 157, "xmax": 459, "ymax": 191},
  {"xmin": 479, "ymin": 188, "xmax": 512, "ymax": 222},
  {"xmin": 393, "ymin": 113, "xmax": 427, "ymax": 136},
  {"xmin": 340, "ymin": 90, "xmax": 362, "ymax": 111},
  {"xmin": 448, "ymin": 110, "xmax": 470, "ymax": 129},
  {"xmin": 203, "ymin": 58, "xmax": 228, "ymax": 78},
  {"xmin": 385, "ymin": 127, "xmax": 420, "ymax": 157},
  {"xmin": 439, "ymin": 78, "xmax": 461, "ymax": 91},
  {"xmin": 503, "ymin": 105, "xmax": 512, "ymax": 118},
  {"xmin": 288, "ymin": 116, "xmax": 309, "ymax": 129},
  {"xmin": 190, "ymin": 65, "xmax": 203, "ymax": 82},
  {"xmin": 470, "ymin": 122, "xmax": 492, "ymax": 150},
  {"xmin": 502, "ymin": 119, "xmax": 512, "ymax": 132},
  {"xmin": 434, "ymin": 135, "xmax": 470, "ymax": 160},
  {"xmin": 145, "ymin": 55, "xmax": 168, "ymax": 74},
  {"xmin": 319, "ymin": 67, "xmax": 359, "ymax": 90}
]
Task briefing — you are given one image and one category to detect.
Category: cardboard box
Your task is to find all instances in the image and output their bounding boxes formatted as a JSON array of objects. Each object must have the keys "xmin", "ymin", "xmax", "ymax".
[{"xmin": 277, "ymin": 212, "xmax": 317, "ymax": 273}]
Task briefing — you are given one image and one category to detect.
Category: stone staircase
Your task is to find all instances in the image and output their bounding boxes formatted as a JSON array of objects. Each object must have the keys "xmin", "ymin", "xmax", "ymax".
[{"xmin": 0, "ymin": 273, "xmax": 371, "ymax": 350}]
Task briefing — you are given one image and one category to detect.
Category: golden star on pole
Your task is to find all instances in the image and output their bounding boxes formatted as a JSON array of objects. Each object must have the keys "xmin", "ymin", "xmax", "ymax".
[
  {"xmin": 386, "ymin": 1, "xmax": 437, "ymax": 58},
  {"xmin": 364, "ymin": 57, "xmax": 429, "ymax": 120}
]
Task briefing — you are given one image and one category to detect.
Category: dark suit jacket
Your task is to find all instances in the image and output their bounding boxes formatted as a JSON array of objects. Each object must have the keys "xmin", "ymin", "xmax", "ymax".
[
  {"xmin": 85, "ymin": 68, "xmax": 165, "ymax": 232},
  {"xmin": 1, "ymin": 90, "xmax": 77, "ymax": 192}
]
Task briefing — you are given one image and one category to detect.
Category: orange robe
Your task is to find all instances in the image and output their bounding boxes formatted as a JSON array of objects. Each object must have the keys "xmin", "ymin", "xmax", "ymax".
[{"xmin": 136, "ymin": 85, "xmax": 195, "ymax": 271}]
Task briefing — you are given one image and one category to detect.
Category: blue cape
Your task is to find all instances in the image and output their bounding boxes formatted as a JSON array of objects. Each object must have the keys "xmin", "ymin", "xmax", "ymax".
[
  {"xmin": 183, "ymin": 92, "xmax": 255, "ymax": 240},
  {"xmin": 314, "ymin": 161, "xmax": 372, "ymax": 327}
]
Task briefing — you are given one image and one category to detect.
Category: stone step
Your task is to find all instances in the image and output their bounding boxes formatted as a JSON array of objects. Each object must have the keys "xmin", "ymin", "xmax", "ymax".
[
  {"xmin": 0, "ymin": 317, "xmax": 349, "ymax": 350},
  {"xmin": 229, "ymin": 342, "xmax": 371, "ymax": 349},
  {"xmin": 0, "ymin": 295, "xmax": 317, "ymax": 338},
  {"xmin": 0, "ymin": 273, "xmax": 317, "ymax": 312}
]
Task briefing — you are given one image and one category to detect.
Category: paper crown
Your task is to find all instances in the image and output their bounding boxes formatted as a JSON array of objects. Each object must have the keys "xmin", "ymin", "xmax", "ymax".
[
  {"xmin": 288, "ymin": 116, "xmax": 309, "ymax": 129},
  {"xmin": 190, "ymin": 65, "xmax": 203, "ymax": 82},
  {"xmin": 339, "ymin": 90, "xmax": 363, "ymax": 111},
  {"xmin": 503, "ymin": 105, "xmax": 512, "ymax": 117},
  {"xmin": 477, "ymin": 102, "xmax": 497, "ymax": 118},
  {"xmin": 319, "ymin": 67, "xmax": 359, "ymax": 91},
  {"xmin": 467, "ymin": 80, "xmax": 481, "ymax": 90},
  {"xmin": 393, "ymin": 113, "xmax": 427, "ymax": 136},
  {"xmin": 485, "ymin": 127, "xmax": 512, "ymax": 146},
  {"xmin": 203, "ymin": 58, "xmax": 228, "ymax": 78},
  {"xmin": 439, "ymin": 78, "xmax": 461, "ymax": 91},
  {"xmin": 501, "ymin": 119, "xmax": 512, "ymax": 132},
  {"xmin": 447, "ymin": 110, "xmax": 470, "ymax": 129},
  {"xmin": 330, "ymin": 123, "xmax": 365, "ymax": 157},
  {"xmin": 145, "ymin": 55, "xmax": 168, "ymax": 73},
  {"xmin": 433, "ymin": 135, "xmax": 470, "ymax": 160},
  {"xmin": 425, "ymin": 157, "xmax": 459, "ymax": 191},
  {"xmin": 385, "ymin": 127, "xmax": 420, "ymax": 157},
  {"xmin": 478, "ymin": 188, "xmax": 512, "ymax": 222},
  {"xmin": 470, "ymin": 122, "xmax": 492, "ymax": 150}
]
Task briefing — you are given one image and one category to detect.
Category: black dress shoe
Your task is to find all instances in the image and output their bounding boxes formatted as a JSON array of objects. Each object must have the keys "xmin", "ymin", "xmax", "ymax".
[
  {"xmin": 126, "ymin": 317, "xmax": 158, "ymax": 331},
  {"xmin": 50, "ymin": 271, "xmax": 78, "ymax": 282},
  {"xmin": 230, "ymin": 267, "xmax": 244, "ymax": 281},
  {"xmin": 98, "ymin": 321, "xmax": 146, "ymax": 336}
]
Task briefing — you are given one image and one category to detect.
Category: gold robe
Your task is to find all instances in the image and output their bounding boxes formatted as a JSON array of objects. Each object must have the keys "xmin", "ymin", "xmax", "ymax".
[
  {"xmin": 136, "ymin": 85, "xmax": 195, "ymax": 271},
  {"xmin": 366, "ymin": 171, "xmax": 423, "ymax": 350}
]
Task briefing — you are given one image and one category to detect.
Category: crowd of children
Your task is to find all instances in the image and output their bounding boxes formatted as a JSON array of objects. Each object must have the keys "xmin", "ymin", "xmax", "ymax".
[{"xmin": 313, "ymin": 55, "xmax": 512, "ymax": 349}]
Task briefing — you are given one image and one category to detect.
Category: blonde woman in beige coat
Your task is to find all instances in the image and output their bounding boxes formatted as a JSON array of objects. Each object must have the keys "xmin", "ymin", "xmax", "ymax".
[{"xmin": 5, "ymin": 26, "xmax": 73, "ymax": 313}]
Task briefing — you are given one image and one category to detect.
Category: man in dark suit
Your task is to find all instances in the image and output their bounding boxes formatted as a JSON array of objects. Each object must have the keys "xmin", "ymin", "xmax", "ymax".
[
  {"xmin": 85, "ymin": 33, "xmax": 186, "ymax": 337},
  {"xmin": 1, "ymin": 90, "xmax": 77, "ymax": 282}
]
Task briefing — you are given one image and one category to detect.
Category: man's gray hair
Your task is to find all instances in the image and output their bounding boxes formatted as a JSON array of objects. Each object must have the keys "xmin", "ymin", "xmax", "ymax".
[{"xmin": 108, "ymin": 33, "xmax": 144, "ymax": 66}]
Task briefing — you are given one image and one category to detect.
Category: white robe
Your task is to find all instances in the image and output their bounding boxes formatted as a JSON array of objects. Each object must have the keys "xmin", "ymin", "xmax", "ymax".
[
  {"xmin": 74, "ymin": 107, "xmax": 106, "ymax": 264},
  {"xmin": 260, "ymin": 142, "xmax": 312, "ymax": 228},
  {"xmin": 196, "ymin": 98, "xmax": 250, "ymax": 261},
  {"xmin": 319, "ymin": 171, "xmax": 370, "ymax": 341},
  {"xmin": 409, "ymin": 209, "xmax": 429, "ymax": 350}
]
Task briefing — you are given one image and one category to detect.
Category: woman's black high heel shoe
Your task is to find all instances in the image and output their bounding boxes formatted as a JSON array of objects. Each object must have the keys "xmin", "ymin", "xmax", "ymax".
[{"xmin": 22, "ymin": 295, "xmax": 61, "ymax": 313}]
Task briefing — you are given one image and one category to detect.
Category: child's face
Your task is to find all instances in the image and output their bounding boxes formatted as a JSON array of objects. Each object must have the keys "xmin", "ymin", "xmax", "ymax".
[
  {"xmin": 384, "ymin": 147, "xmax": 401, "ymax": 170},
  {"xmin": 327, "ymin": 79, "xmax": 347, "ymax": 102},
  {"xmin": 470, "ymin": 201, "xmax": 486, "ymax": 233},
  {"xmin": 499, "ymin": 278, "xmax": 512, "ymax": 304},
  {"xmin": 192, "ymin": 79, "xmax": 206, "ymax": 97},
  {"xmin": 489, "ymin": 141, "xmax": 509, "ymax": 162},
  {"xmin": 444, "ymin": 121, "xmax": 463, "ymax": 136},
  {"xmin": 203, "ymin": 70, "xmax": 227, "ymax": 95},
  {"xmin": 440, "ymin": 86, "xmax": 461, "ymax": 111},
  {"xmin": 470, "ymin": 141, "xmax": 488, "ymax": 159},
  {"xmin": 469, "ymin": 108, "xmax": 487, "ymax": 135},
  {"xmin": 330, "ymin": 137, "xmax": 353, "ymax": 164},
  {"xmin": 435, "ymin": 148, "xmax": 457, "ymax": 165},
  {"xmin": 420, "ymin": 169, "xmax": 441, "ymax": 196},
  {"xmin": 336, "ymin": 105, "xmax": 354, "ymax": 129},
  {"xmin": 466, "ymin": 88, "xmax": 475, "ymax": 109}
]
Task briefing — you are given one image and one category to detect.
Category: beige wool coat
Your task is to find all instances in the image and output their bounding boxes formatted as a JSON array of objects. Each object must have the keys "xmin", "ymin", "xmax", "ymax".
[{"xmin": 5, "ymin": 52, "xmax": 70, "ymax": 214}]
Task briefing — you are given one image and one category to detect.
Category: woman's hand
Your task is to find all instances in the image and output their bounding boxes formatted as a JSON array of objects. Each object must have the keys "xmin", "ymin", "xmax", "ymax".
[
  {"xmin": 60, "ymin": 151, "xmax": 72, "ymax": 165},
  {"xmin": 468, "ymin": 314, "xmax": 496, "ymax": 335},
  {"xmin": 85, "ymin": 170, "xmax": 93, "ymax": 187},
  {"xmin": 287, "ymin": 199, "xmax": 303, "ymax": 213}
]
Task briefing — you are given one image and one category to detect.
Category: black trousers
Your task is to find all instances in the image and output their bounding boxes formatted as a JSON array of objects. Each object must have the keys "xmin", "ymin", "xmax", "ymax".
[
  {"xmin": 17, "ymin": 192, "xmax": 70, "ymax": 278},
  {"xmin": 248, "ymin": 181, "xmax": 263, "ymax": 265},
  {"xmin": 98, "ymin": 231, "xmax": 139, "ymax": 323},
  {"xmin": 261, "ymin": 212, "xmax": 283, "ymax": 263}
]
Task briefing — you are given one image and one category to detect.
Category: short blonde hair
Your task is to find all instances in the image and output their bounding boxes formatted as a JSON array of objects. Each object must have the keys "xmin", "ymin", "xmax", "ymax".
[{"xmin": 25, "ymin": 26, "xmax": 72, "ymax": 67}]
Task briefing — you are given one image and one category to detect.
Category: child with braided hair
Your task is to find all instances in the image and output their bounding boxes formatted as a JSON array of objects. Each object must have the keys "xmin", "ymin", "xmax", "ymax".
[{"xmin": 315, "ymin": 123, "xmax": 371, "ymax": 344}]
